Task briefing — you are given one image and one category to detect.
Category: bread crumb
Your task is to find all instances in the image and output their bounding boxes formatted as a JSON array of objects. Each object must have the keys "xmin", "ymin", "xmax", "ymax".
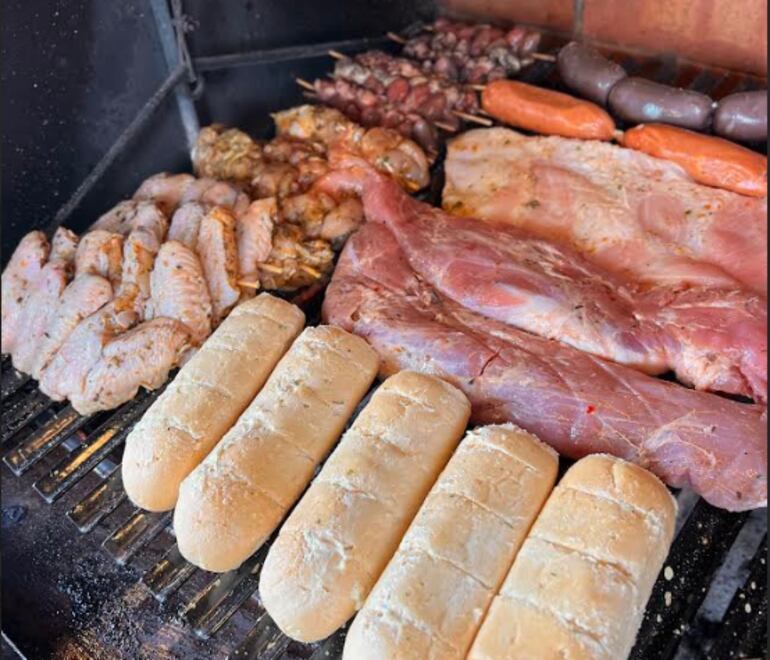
[
  {"xmin": 664, "ymin": 566, "xmax": 674, "ymax": 581},
  {"xmin": 745, "ymin": 603, "xmax": 752, "ymax": 614},
  {"xmin": 664, "ymin": 591, "xmax": 672, "ymax": 607}
]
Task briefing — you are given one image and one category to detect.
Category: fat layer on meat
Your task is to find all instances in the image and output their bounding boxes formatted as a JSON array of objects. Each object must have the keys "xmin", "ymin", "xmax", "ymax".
[
  {"xmin": 444, "ymin": 128, "xmax": 768, "ymax": 296},
  {"xmin": 1, "ymin": 231, "xmax": 49, "ymax": 354},
  {"xmin": 30, "ymin": 274, "xmax": 113, "ymax": 380},
  {"xmin": 70, "ymin": 317, "xmax": 191, "ymax": 415},
  {"xmin": 323, "ymin": 221, "xmax": 767, "ymax": 511},
  {"xmin": 147, "ymin": 240, "xmax": 213, "ymax": 344}
]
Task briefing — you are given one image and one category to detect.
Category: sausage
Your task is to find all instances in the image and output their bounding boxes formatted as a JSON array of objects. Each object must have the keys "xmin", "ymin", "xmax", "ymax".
[
  {"xmin": 482, "ymin": 80, "xmax": 616, "ymax": 140},
  {"xmin": 714, "ymin": 90, "xmax": 768, "ymax": 142},
  {"xmin": 623, "ymin": 123, "xmax": 767, "ymax": 197},
  {"xmin": 557, "ymin": 41, "xmax": 627, "ymax": 105},
  {"xmin": 608, "ymin": 77, "xmax": 714, "ymax": 130}
]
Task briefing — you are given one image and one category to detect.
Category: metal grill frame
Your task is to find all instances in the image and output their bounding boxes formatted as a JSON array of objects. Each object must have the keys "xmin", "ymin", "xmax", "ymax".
[{"xmin": 1, "ymin": 6, "xmax": 767, "ymax": 659}]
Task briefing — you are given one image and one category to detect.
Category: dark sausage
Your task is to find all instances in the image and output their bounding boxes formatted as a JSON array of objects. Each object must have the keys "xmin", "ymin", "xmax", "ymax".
[
  {"xmin": 608, "ymin": 77, "xmax": 714, "ymax": 130},
  {"xmin": 557, "ymin": 41, "xmax": 627, "ymax": 105},
  {"xmin": 714, "ymin": 90, "xmax": 767, "ymax": 142}
]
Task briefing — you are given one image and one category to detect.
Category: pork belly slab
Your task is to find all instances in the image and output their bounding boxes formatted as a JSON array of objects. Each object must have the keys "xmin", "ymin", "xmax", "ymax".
[
  {"xmin": 321, "ymin": 166, "xmax": 766, "ymax": 401},
  {"xmin": 444, "ymin": 128, "xmax": 767, "ymax": 296},
  {"xmin": 323, "ymin": 222, "xmax": 766, "ymax": 511}
]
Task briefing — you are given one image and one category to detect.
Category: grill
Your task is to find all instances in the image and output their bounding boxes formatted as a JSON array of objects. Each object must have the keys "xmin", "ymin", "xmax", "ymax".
[{"xmin": 2, "ymin": 2, "xmax": 767, "ymax": 658}]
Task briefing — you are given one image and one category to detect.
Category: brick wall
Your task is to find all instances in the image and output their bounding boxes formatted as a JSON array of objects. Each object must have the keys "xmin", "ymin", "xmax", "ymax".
[{"xmin": 440, "ymin": 0, "xmax": 768, "ymax": 76}]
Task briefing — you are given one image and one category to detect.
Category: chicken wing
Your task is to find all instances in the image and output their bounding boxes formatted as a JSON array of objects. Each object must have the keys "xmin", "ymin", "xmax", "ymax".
[
  {"xmin": 90, "ymin": 200, "xmax": 168, "ymax": 237},
  {"xmin": 30, "ymin": 274, "xmax": 113, "ymax": 380},
  {"xmin": 1, "ymin": 231, "xmax": 49, "ymax": 354},
  {"xmin": 70, "ymin": 317, "xmax": 192, "ymax": 415},
  {"xmin": 75, "ymin": 230, "xmax": 124, "ymax": 286},
  {"xmin": 181, "ymin": 178, "xmax": 250, "ymax": 216},
  {"xmin": 50, "ymin": 227, "xmax": 79, "ymax": 262},
  {"xmin": 168, "ymin": 202, "xmax": 207, "ymax": 250},
  {"xmin": 147, "ymin": 241, "xmax": 212, "ymax": 345},
  {"xmin": 197, "ymin": 207, "xmax": 241, "ymax": 323},
  {"xmin": 237, "ymin": 198, "xmax": 276, "ymax": 282},
  {"xmin": 133, "ymin": 172, "xmax": 196, "ymax": 216}
]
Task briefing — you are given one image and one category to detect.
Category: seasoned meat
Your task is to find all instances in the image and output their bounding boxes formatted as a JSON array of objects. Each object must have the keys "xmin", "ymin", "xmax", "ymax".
[
  {"xmin": 147, "ymin": 240, "xmax": 212, "ymax": 345},
  {"xmin": 119, "ymin": 227, "xmax": 162, "ymax": 310},
  {"xmin": 30, "ymin": 274, "xmax": 113, "ymax": 380},
  {"xmin": 11, "ymin": 258, "xmax": 74, "ymax": 375},
  {"xmin": 168, "ymin": 202, "xmax": 207, "ymax": 250},
  {"xmin": 192, "ymin": 124, "xmax": 263, "ymax": 186},
  {"xmin": 1, "ymin": 231, "xmax": 49, "ymax": 354},
  {"xmin": 70, "ymin": 317, "xmax": 192, "ymax": 415},
  {"xmin": 444, "ymin": 128, "xmax": 767, "ymax": 295},
  {"xmin": 38, "ymin": 296, "xmax": 138, "ymax": 402},
  {"xmin": 50, "ymin": 227, "xmax": 79, "ymax": 262},
  {"xmin": 323, "ymin": 221, "xmax": 767, "ymax": 512},
  {"xmin": 237, "ymin": 198, "xmax": 276, "ymax": 282},
  {"xmin": 91, "ymin": 200, "xmax": 168, "ymax": 237},
  {"xmin": 180, "ymin": 178, "xmax": 250, "ymax": 216},
  {"xmin": 75, "ymin": 230, "xmax": 124, "ymax": 286},
  {"xmin": 133, "ymin": 172, "xmax": 196, "ymax": 216},
  {"xmin": 197, "ymin": 206, "xmax": 241, "ymax": 322},
  {"xmin": 258, "ymin": 223, "xmax": 334, "ymax": 291}
]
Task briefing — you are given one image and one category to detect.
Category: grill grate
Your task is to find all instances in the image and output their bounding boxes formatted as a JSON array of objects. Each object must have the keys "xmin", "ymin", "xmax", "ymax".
[{"xmin": 2, "ymin": 30, "xmax": 767, "ymax": 660}]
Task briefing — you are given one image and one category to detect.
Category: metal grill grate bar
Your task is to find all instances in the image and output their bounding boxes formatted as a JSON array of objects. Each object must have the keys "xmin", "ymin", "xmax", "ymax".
[
  {"xmin": 102, "ymin": 509, "xmax": 173, "ymax": 565},
  {"xmin": 3, "ymin": 406, "xmax": 88, "ymax": 475},
  {"xmin": 180, "ymin": 548, "xmax": 267, "ymax": 639},
  {"xmin": 67, "ymin": 467, "xmax": 126, "ymax": 533},
  {"xmin": 1, "ymin": 390, "xmax": 56, "ymax": 445},
  {"xmin": 1, "ymin": 359, "xmax": 30, "ymax": 401},
  {"xmin": 143, "ymin": 544, "xmax": 198, "ymax": 602},
  {"xmin": 32, "ymin": 389, "xmax": 160, "ymax": 502},
  {"xmin": 227, "ymin": 611, "xmax": 289, "ymax": 660},
  {"xmin": 708, "ymin": 536, "xmax": 768, "ymax": 659}
]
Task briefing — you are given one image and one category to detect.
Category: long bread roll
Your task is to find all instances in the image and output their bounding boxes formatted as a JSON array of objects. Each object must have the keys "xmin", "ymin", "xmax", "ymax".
[
  {"xmin": 121, "ymin": 293, "xmax": 304, "ymax": 511},
  {"xmin": 343, "ymin": 424, "xmax": 558, "ymax": 660},
  {"xmin": 259, "ymin": 371, "xmax": 471, "ymax": 643},
  {"xmin": 469, "ymin": 453, "xmax": 677, "ymax": 660},
  {"xmin": 174, "ymin": 325, "xmax": 379, "ymax": 572}
]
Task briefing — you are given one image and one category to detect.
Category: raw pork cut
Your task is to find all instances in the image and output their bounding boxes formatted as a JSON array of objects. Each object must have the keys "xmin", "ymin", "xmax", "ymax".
[
  {"xmin": 323, "ymin": 221, "xmax": 767, "ymax": 511},
  {"xmin": 443, "ymin": 128, "xmax": 767, "ymax": 296}
]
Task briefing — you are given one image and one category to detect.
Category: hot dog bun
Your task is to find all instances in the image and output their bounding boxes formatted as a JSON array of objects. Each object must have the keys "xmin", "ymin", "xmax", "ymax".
[
  {"xmin": 469, "ymin": 454, "xmax": 677, "ymax": 660},
  {"xmin": 259, "ymin": 371, "xmax": 471, "ymax": 643},
  {"xmin": 121, "ymin": 293, "xmax": 304, "ymax": 512},
  {"xmin": 343, "ymin": 424, "xmax": 558, "ymax": 660},
  {"xmin": 174, "ymin": 325, "xmax": 379, "ymax": 572}
]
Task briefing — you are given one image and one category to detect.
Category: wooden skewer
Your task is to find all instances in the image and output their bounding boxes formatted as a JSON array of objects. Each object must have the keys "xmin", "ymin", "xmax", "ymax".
[
  {"xmin": 302, "ymin": 91, "xmax": 318, "ymax": 101},
  {"xmin": 238, "ymin": 279, "xmax": 260, "ymax": 289},
  {"xmin": 453, "ymin": 110, "xmax": 493, "ymax": 127},
  {"xmin": 532, "ymin": 52, "xmax": 557, "ymax": 62},
  {"xmin": 328, "ymin": 49, "xmax": 348, "ymax": 60},
  {"xmin": 435, "ymin": 121, "xmax": 457, "ymax": 133},
  {"xmin": 296, "ymin": 77, "xmax": 315, "ymax": 91},
  {"xmin": 386, "ymin": 31, "xmax": 406, "ymax": 44}
]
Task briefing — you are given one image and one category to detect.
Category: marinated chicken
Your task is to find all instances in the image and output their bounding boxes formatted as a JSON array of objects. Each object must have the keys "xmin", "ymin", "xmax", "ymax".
[
  {"xmin": 197, "ymin": 207, "xmax": 241, "ymax": 322},
  {"xmin": 180, "ymin": 177, "xmax": 250, "ymax": 216},
  {"xmin": 1, "ymin": 231, "xmax": 49, "ymax": 354},
  {"xmin": 258, "ymin": 223, "xmax": 334, "ymax": 290},
  {"xmin": 39, "ymin": 296, "xmax": 139, "ymax": 402},
  {"xmin": 133, "ymin": 172, "xmax": 196, "ymax": 216},
  {"xmin": 237, "ymin": 198, "xmax": 277, "ymax": 282},
  {"xmin": 50, "ymin": 227, "xmax": 79, "ymax": 262},
  {"xmin": 192, "ymin": 124, "xmax": 263, "ymax": 187},
  {"xmin": 168, "ymin": 202, "xmax": 207, "ymax": 250},
  {"xmin": 70, "ymin": 317, "xmax": 191, "ymax": 415},
  {"xmin": 75, "ymin": 230, "xmax": 124, "ymax": 286},
  {"xmin": 31, "ymin": 274, "xmax": 113, "ymax": 380},
  {"xmin": 147, "ymin": 240, "xmax": 213, "ymax": 345},
  {"xmin": 11, "ymin": 252, "xmax": 74, "ymax": 374},
  {"xmin": 91, "ymin": 199, "xmax": 168, "ymax": 236}
]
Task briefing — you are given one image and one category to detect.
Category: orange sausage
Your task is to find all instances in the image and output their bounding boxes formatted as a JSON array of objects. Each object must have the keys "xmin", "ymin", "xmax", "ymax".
[
  {"xmin": 623, "ymin": 124, "xmax": 767, "ymax": 198},
  {"xmin": 482, "ymin": 79, "xmax": 616, "ymax": 140}
]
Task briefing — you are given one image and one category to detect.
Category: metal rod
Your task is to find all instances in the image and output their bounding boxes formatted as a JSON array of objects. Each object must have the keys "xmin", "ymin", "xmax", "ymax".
[
  {"xmin": 67, "ymin": 466, "xmax": 126, "ymax": 533},
  {"xmin": 1, "ymin": 390, "xmax": 56, "ymax": 445},
  {"xmin": 143, "ymin": 544, "xmax": 198, "ymax": 602},
  {"xmin": 194, "ymin": 35, "xmax": 394, "ymax": 72},
  {"xmin": 46, "ymin": 64, "xmax": 187, "ymax": 233},
  {"xmin": 149, "ymin": 0, "xmax": 201, "ymax": 150},
  {"xmin": 102, "ymin": 509, "xmax": 173, "ymax": 565}
]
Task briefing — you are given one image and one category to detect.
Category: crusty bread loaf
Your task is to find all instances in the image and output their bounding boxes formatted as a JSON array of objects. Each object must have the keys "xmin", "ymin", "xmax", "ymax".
[
  {"xmin": 173, "ymin": 325, "xmax": 379, "ymax": 572},
  {"xmin": 259, "ymin": 371, "xmax": 471, "ymax": 643},
  {"xmin": 121, "ymin": 293, "xmax": 304, "ymax": 512},
  {"xmin": 469, "ymin": 453, "xmax": 677, "ymax": 660},
  {"xmin": 343, "ymin": 423, "xmax": 559, "ymax": 660}
]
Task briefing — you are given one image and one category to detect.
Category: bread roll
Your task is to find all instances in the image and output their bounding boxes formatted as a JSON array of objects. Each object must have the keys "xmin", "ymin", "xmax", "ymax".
[
  {"xmin": 174, "ymin": 325, "xmax": 379, "ymax": 572},
  {"xmin": 469, "ymin": 454, "xmax": 677, "ymax": 660},
  {"xmin": 259, "ymin": 371, "xmax": 471, "ymax": 643},
  {"xmin": 121, "ymin": 293, "xmax": 304, "ymax": 512},
  {"xmin": 343, "ymin": 424, "xmax": 558, "ymax": 660}
]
